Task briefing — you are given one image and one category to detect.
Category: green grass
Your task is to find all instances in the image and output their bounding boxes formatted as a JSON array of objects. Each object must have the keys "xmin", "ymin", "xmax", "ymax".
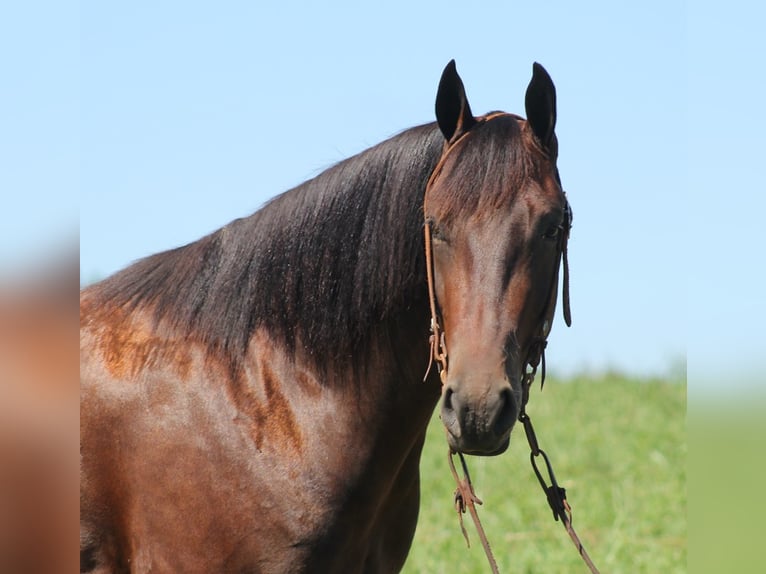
[
  {"xmin": 402, "ymin": 375, "xmax": 686, "ymax": 573},
  {"xmin": 688, "ymin": 395, "xmax": 766, "ymax": 574}
]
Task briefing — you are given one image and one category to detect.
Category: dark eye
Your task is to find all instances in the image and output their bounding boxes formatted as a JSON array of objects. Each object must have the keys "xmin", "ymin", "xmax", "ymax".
[
  {"xmin": 542, "ymin": 225, "xmax": 561, "ymax": 240},
  {"xmin": 428, "ymin": 220, "xmax": 450, "ymax": 243}
]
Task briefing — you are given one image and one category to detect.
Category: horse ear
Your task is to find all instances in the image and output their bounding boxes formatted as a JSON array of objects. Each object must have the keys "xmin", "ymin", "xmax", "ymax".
[
  {"xmin": 435, "ymin": 60, "xmax": 477, "ymax": 144},
  {"xmin": 525, "ymin": 62, "xmax": 557, "ymax": 149}
]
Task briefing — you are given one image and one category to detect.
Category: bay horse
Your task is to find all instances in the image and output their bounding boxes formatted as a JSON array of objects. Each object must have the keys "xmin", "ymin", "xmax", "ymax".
[{"xmin": 80, "ymin": 60, "xmax": 571, "ymax": 573}]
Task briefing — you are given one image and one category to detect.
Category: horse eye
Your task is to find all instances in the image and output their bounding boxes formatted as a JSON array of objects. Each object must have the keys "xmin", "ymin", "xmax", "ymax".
[
  {"xmin": 430, "ymin": 223, "xmax": 449, "ymax": 243},
  {"xmin": 543, "ymin": 225, "xmax": 560, "ymax": 240}
]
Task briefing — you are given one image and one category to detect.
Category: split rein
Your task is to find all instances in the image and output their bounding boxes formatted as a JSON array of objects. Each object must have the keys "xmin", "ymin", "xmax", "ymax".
[{"xmin": 421, "ymin": 118, "xmax": 599, "ymax": 574}]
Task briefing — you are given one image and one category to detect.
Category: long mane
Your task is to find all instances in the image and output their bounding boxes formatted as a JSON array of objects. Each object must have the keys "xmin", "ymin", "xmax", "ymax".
[{"xmin": 88, "ymin": 122, "xmax": 445, "ymax": 373}]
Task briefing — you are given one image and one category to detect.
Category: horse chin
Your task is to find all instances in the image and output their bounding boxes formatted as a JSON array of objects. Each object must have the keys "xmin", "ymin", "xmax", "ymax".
[{"xmin": 447, "ymin": 434, "xmax": 511, "ymax": 457}]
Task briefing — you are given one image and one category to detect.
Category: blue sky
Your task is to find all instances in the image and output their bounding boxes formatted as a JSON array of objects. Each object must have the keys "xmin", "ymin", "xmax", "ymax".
[{"xmin": 3, "ymin": 2, "xmax": 763, "ymax": 387}]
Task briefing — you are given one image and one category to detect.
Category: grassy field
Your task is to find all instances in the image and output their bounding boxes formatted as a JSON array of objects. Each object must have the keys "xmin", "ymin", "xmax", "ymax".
[
  {"xmin": 688, "ymin": 394, "xmax": 766, "ymax": 574},
  {"xmin": 402, "ymin": 374, "xmax": 686, "ymax": 573}
]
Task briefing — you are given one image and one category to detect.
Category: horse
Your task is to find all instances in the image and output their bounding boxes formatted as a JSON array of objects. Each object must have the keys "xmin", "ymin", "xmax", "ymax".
[{"xmin": 80, "ymin": 60, "xmax": 571, "ymax": 573}]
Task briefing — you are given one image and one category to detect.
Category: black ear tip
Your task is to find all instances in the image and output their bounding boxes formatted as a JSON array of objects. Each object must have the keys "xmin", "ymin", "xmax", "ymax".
[
  {"xmin": 442, "ymin": 59, "xmax": 457, "ymax": 77},
  {"xmin": 532, "ymin": 62, "xmax": 551, "ymax": 81},
  {"xmin": 435, "ymin": 58, "xmax": 475, "ymax": 143},
  {"xmin": 525, "ymin": 61, "xmax": 557, "ymax": 148}
]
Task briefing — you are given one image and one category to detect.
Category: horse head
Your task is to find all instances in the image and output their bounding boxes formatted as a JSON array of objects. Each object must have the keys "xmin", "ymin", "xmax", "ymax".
[{"xmin": 425, "ymin": 61, "xmax": 571, "ymax": 456}]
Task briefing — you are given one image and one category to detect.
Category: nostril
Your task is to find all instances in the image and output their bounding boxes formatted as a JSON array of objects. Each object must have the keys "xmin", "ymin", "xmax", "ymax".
[
  {"xmin": 493, "ymin": 387, "xmax": 516, "ymax": 436},
  {"xmin": 443, "ymin": 387, "xmax": 454, "ymax": 412},
  {"xmin": 440, "ymin": 386, "xmax": 461, "ymax": 438}
]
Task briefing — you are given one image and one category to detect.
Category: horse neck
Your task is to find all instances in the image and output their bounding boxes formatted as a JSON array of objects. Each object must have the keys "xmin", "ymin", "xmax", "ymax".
[
  {"xmin": 248, "ymin": 129, "xmax": 446, "ymax": 467},
  {"xmin": 239, "ymin": 125, "xmax": 444, "ymax": 380},
  {"xmin": 87, "ymin": 122, "xmax": 444, "ymax": 419}
]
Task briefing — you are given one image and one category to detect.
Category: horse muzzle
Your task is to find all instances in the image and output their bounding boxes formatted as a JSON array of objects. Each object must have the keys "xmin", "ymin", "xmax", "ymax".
[{"xmin": 439, "ymin": 377, "xmax": 519, "ymax": 456}]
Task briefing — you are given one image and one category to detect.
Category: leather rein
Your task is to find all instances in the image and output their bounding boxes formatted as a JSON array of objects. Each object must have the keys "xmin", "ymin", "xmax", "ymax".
[{"xmin": 422, "ymin": 115, "xmax": 599, "ymax": 574}]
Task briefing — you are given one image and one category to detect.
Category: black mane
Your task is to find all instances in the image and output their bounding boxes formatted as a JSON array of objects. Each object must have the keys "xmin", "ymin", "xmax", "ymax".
[{"xmin": 91, "ymin": 122, "xmax": 445, "ymax": 372}]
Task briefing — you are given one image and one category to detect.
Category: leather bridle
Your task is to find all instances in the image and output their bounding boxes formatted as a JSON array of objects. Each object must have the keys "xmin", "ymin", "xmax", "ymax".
[
  {"xmin": 421, "ymin": 115, "xmax": 599, "ymax": 574},
  {"xmin": 422, "ymin": 112, "xmax": 512, "ymax": 386},
  {"xmin": 422, "ymin": 112, "xmax": 572, "ymax": 391}
]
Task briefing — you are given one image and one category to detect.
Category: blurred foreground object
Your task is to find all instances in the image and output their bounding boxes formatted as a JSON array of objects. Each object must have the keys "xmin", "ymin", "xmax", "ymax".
[{"xmin": 0, "ymin": 254, "xmax": 78, "ymax": 573}]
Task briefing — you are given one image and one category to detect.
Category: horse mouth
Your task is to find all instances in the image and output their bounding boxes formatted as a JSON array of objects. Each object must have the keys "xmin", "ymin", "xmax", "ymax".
[{"xmin": 445, "ymin": 432, "xmax": 511, "ymax": 457}]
